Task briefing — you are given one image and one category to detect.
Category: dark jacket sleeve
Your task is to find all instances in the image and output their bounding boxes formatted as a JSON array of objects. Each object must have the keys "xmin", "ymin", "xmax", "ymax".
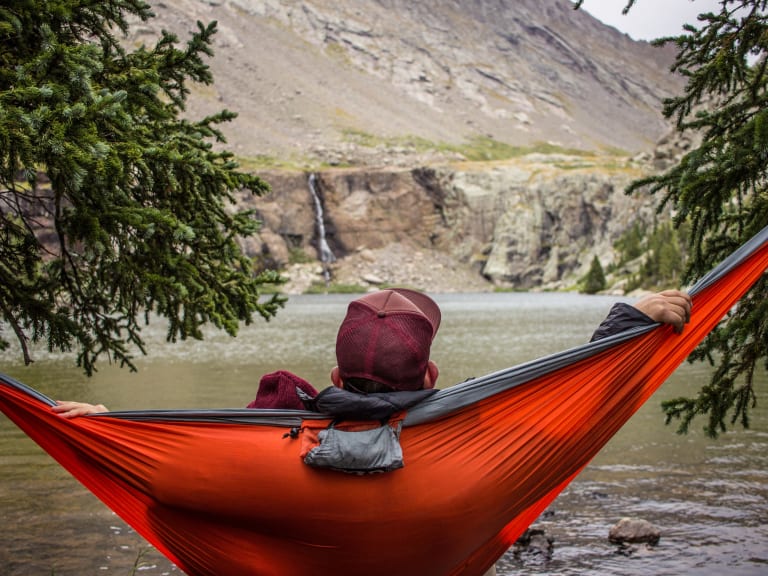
[{"xmin": 590, "ymin": 303, "xmax": 656, "ymax": 342}]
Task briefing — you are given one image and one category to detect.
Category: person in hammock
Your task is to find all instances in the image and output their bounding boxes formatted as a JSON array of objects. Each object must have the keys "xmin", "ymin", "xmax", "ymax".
[
  {"xmin": 52, "ymin": 288, "xmax": 692, "ymax": 418},
  {"xmin": 48, "ymin": 287, "xmax": 692, "ymax": 576}
]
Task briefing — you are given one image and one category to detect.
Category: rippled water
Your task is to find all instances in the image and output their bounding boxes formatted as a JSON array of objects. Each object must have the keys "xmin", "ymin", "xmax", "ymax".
[{"xmin": 0, "ymin": 292, "xmax": 766, "ymax": 575}]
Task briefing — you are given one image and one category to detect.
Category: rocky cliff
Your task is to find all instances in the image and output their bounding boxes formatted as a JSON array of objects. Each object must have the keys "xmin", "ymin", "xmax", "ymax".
[{"xmin": 244, "ymin": 154, "xmax": 669, "ymax": 293}]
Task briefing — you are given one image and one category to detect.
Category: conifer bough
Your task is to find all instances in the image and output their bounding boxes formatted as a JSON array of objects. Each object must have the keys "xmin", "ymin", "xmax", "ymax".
[
  {"xmin": 0, "ymin": 0, "xmax": 283, "ymax": 374},
  {"xmin": 577, "ymin": 0, "xmax": 768, "ymax": 436}
]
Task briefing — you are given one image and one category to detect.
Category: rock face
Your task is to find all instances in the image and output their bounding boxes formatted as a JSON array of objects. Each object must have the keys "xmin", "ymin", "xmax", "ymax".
[
  {"xmin": 245, "ymin": 155, "xmax": 663, "ymax": 292},
  {"xmin": 135, "ymin": 0, "xmax": 683, "ymax": 160},
  {"xmin": 608, "ymin": 517, "xmax": 661, "ymax": 545}
]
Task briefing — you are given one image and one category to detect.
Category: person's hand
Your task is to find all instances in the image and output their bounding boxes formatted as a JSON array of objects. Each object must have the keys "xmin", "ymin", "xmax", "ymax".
[
  {"xmin": 633, "ymin": 289, "xmax": 692, "ymax": 333},
  {"xmin": 52, "ymin": 400, "xmax": 109, "ymax": 418}
]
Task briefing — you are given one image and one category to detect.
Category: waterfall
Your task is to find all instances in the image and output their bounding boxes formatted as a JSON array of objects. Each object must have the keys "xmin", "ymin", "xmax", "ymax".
[{"xmin": 308, "ymin": 173, "xmax": 336, "ymax": 282}]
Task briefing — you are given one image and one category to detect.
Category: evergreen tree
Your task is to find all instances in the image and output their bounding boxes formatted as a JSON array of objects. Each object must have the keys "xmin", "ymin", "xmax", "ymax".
[
  {"xmin": 614, "ymin": 221, "xmax": 645, "ymax": 264},
  {"xmin": 0, "ymin": 0, "xmax": 283, "ymax": 374},
  {"xmin": 577, "ymin": 0, "xmax": 768, "ymax": 436},
  {"xmin": 583, "ymin": 255, "xmax": 607, "ymax": 294},
  {"xmin": 642, "ymin": 221, "xmax": 684, "ymax": 286}
]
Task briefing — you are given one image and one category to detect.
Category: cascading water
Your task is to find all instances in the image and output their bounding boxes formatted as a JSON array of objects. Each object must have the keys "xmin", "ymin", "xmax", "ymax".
[{"xmin": 308, "ymin": 173, "xmax": 336, "ymax": 282}]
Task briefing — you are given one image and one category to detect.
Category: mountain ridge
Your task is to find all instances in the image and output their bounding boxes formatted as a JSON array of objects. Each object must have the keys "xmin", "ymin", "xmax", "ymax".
[{"xmin": 135, "ymin": 0, "xmax": 684, "ymax": 164}]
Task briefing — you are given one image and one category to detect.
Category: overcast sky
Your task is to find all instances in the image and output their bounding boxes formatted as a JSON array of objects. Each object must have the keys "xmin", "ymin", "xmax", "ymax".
[{"xmin": 579, "ymin": 0, "xmax": 723, "ymax": 40}]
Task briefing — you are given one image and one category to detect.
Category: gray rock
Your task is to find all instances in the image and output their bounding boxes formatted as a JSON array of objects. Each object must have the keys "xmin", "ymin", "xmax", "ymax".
[
  {"xmin": 513, "ymin": 527, "xmax": 554, "ymax": 559},
  {"xmin": 609, "ymin": 517, "xmax": 661, "ymax": 545},
  {"xmin": 248, "ymin": 156, "xmax": 666, "ymax": 293}
]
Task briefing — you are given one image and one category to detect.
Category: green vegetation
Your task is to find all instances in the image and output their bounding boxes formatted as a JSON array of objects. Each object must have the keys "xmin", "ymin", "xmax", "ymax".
[
  {"xmin": 641, "ymin": 221, "xmax": 687, "ymax": 288},
  {"xmin": 614, "ymin": 221, "xmax": 646, "ymax": 263},
  {"xmin": 129, "ymin": 547, "xmax": 152, "ymax": 576},
  {"xmin": 458, "ymin": 137, "xmax": 592, "ymax": 162},
  {"xmin": 0, "ymin": 0, "xmax": 283, "ymax": 374},
  {"xmin": 577, "ymin": 0, "xmax": 768, "ymax": 436},
  {"xmin": 340, "ymin": 129, "xmax": 596, "ymax": 162},
  {"xmin": 324, "ymin": 41, "xmax": 351, "ymax": 63},
  {"xmin": 288, "ymin": 247, "xmax": 316, "ymax": 265},
  {"xmin": 582, "ymin": 255, "xmax": 607, "ymax": 294},
  {"xmin": 305, "ymin": 282, "xmax": 368, "ymax": 294},
  {"xmin": 235, "ymin": 129, "xmax": 630, "ymax": 173},
  {"xmin": 236, "ymin": 153, "xmax": 341, "ymax": 172},
  {"xmin": 613, "ymin": 221, "xmax": 689, "ymax": 292}
]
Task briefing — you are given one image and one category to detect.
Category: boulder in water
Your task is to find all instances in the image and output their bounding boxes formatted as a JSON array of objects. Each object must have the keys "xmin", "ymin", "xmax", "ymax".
[{"xmin": 608, "ymin": 517, "xmax": 661, "ymax": 545}]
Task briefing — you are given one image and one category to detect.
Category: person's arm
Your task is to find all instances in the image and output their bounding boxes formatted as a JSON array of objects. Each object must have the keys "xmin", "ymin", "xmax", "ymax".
[
  {"xmin": 52, "ymin": 400, "xmax": 109, "ymax": 418},
  {"xmin": 591, "ymin": 289, "xmax": 692, "ymax": 342}
]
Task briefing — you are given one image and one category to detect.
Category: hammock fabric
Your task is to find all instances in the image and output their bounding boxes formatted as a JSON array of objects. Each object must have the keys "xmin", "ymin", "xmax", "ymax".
[{"xmin": 2, "ymin": 224, "xmax": 768, "ymax": 576}]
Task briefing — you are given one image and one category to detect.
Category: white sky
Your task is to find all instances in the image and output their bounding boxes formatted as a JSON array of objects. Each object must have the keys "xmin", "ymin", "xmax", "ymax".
[{"xmin": 579, "ymin": 0, "xmax": 723, "ymax": 40}]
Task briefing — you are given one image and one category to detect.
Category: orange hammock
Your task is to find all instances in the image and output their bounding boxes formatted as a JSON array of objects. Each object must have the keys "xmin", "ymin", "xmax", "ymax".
[{"xmin": 1, "ymin": 224, "xmax": 768, "ymax": 576}]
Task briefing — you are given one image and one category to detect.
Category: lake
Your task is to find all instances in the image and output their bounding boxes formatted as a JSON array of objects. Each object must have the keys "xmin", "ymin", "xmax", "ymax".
[{"xmin": 0, "ymin": 292, "xmax": 766, "ymax": 575}]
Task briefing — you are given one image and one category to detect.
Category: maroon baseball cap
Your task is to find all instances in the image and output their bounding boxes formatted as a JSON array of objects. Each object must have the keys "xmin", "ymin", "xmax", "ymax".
[
  {"xmin": 247, "ymin": 370, "xmax": 318, "ymax": 410},
  {"xmin": 335, "ymin": 288, "xmax": 441, "ymax": 391}
]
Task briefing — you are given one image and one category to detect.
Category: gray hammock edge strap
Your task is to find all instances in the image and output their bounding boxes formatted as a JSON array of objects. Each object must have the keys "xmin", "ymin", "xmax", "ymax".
[
  {"xmin": 403, "ymin": 324, "xmax": 657, "ymax": 426},
  {"xmin": 0, "ymin": 373, "xmax": 314, "ymax": 427}
]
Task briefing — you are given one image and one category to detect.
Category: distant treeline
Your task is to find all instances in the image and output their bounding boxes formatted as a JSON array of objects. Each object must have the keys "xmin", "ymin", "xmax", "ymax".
[{"xmin": 583, "ymin": 221, "xmax": 688, "ymax": 294}]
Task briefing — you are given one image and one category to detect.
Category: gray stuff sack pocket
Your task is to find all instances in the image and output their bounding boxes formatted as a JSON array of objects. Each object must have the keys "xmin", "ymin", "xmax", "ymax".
[{"xmin": 303, "ymin": 421, "xmax": 404, "ymax": 474}]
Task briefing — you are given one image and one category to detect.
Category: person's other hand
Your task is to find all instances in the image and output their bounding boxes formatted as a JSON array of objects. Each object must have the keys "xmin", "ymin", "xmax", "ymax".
[
  {"xmin": 633, "ymin": 289, "xmax": 692, "ymax": 333},
  {"xmin": 52, "ymin": 400, "xmax": 108, "ymax": 418}
]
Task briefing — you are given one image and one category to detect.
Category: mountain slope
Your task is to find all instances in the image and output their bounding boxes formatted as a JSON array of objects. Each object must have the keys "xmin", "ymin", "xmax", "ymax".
[{"xmin": 136, "ymin": 0, "xmax": 684, "ymax": 162}]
